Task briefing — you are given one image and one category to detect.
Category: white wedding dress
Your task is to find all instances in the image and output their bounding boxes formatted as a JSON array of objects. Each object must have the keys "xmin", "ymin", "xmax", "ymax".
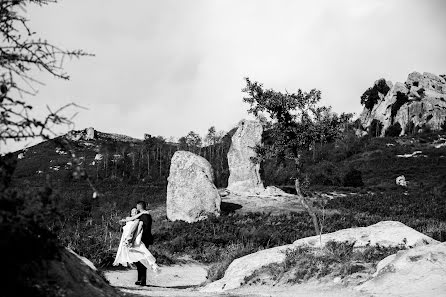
[{"xmin": 113, "ymin": 220, "xmax": 160, "ymax": 273}]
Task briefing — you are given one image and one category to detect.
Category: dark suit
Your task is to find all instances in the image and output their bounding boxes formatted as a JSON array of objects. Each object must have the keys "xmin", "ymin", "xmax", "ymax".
[{"xmin": 135, "ymin": 213, "xmax": 153, "ymax": 284}]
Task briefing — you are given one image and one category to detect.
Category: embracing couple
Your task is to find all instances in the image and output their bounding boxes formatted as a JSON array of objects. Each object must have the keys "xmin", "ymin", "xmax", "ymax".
[{"xmin": 113, "ymin": 201, "xmax": 160, "ymax": 286}]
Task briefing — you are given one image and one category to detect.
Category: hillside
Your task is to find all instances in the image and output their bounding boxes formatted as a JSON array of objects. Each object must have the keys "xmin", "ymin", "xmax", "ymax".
[{"xmin": 7, "ymin": 126, "xmax": 446, "ymax": 269}]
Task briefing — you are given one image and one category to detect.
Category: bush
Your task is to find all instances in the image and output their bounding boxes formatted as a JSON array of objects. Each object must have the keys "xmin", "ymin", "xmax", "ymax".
[
  {"xmin": 385, "ymin": 122, "xmax": 402, "ymax": 137},
  {"xmin": 242, "ymin": 241, "xmax": 405, "ymax": 286},
  {"xmin": 308, "ymin": 161, "xmax": 342, "ymax": 186},
  {"xmin": 368, "ymin": 119, "xmax": 383, "ymax": 137},
  {"xmin": 343, "ymin": 168, "xmax": 364, "ymax": 187},
  {"xmin": 361, "ymin": 79, "xmax": 390, "ymax": 110},
  {"xmin": 207, "ymin": 242, "xmax": 257, "ymax": 282},
  {"xmin": 0, "ymin": 154, "xmax": 63, "ymax": 297}
]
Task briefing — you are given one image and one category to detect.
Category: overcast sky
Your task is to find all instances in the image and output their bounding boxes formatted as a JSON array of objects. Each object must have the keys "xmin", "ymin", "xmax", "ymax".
[{"xmin": 2, "ymin": 0, "xmax": 446, "ymax": 153}]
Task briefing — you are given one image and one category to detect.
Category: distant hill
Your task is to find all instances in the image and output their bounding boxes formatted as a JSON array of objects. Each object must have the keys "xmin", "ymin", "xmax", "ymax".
[
  {"xmin": 11, "ymin": 125, "xmax": 446, "ymax": 197},
  {"xmin": 12, "ymin": 127, "xmax": 236, "ymax": 191}
]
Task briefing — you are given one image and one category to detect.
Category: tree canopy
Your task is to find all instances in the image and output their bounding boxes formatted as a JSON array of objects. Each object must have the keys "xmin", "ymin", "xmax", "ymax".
[
  {"xmin": 0, "ymin": 0, "xmax": 90, "ymax": 142},
  {"xmin": 360, "ymin": 78, "xmax": 390, "ymax": 110},
  {"xmin": 242, "ymin": 77, "xmax": 352, "ymax": 170}
]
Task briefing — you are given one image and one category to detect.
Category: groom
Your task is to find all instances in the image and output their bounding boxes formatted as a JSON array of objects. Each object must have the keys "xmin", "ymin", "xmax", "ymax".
[{"xmin": 134, "ymin": 200, "xmax": 154, "ymax": 286}]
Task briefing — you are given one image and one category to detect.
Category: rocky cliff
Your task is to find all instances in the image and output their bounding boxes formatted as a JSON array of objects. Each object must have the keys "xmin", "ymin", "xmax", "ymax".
[{"xmin": 359, "ymin": 71, "xmax": 446, "ymax": 136}]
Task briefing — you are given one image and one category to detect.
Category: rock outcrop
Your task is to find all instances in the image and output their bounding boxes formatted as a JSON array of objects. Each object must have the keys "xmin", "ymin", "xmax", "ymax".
[
  {"xmin": 6, "ymin": 247, "xmax": 120, "ymax": 297},
  {"xmin": 357, "ymin": 242, "xmax": 446, "ymax": 297},
  {"xmin": 227, "ymin": 119, "xmax": 264, "ymax": 194},
  {"xmin": 202, "ymin": 221, "xmax": 438, "ymax": 292},
  {"xmin": 85, "ymin": 127, "xmax": 96, "ymax": 140},
  {"xmin": 66, "ymin": 127, "xmax": 96, "ymax": 141},
  {"xmin": 359, "ymin": 72, "xmax": 446, "ymax": 136},
  {"xmin": 292, "ymin": 221, "xmax": 437, "ymax": 248},
  {"xmin": 167, "ymin": 151, "xmax": 221, "ymax": 223}
]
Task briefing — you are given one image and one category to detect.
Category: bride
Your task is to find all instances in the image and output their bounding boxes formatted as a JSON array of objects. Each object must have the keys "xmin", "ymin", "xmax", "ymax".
[{"xmin": 113, "ymin": 208, "xmax": 160, "ymax": 274}]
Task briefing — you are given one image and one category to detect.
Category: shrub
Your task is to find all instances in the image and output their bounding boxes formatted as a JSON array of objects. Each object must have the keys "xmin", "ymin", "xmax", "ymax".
[
  {"xmin": 343, "ymin": 168, "xmax": 364, "ymax": 187},
  {"xmin": 385, "ymin": 122, "xmax": 402, "ymax": 137},
  {"xmin": 368, "ymin": 119, "xmax": 383, "ymax": 137},
  {"xmin": 206, "ymin": 242, "xmax": 257, "ymax": 282},
  {"xmin": 308, "ymin": 161, "xmax": 342, "ymax": 186},
  {"xmin": 391, "ymin": 91, "xmax": 409, "ymax": 120},
  {"xmin": 0, "ymin": 154, "xmax": 63, "ymax": 297},
  {"xmin": 243, "ymin": 241, "xmax": 405, "ymax": 286}
]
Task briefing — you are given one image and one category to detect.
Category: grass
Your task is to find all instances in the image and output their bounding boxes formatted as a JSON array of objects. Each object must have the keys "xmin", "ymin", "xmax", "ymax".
[{"xmin": 242, "ymin": 241, "xmax": 406, "ymax": 286}]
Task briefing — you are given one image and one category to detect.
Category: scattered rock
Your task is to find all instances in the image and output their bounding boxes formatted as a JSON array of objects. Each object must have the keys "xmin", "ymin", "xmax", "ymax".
[
  {"xmin": 167, "ymin": 151, "xmax": 221, "ymax": 223},
  {"xmin": 357, "ymin": 242, "xmax": 446, "ymax": 297},
  {"xmin": 227, "ymin": 119, "xmax": 264, "ymax": 194},
  {"xmin": 395, "ymin": 175, "xmax": 407, "ymax": 187},
  {"xmin": 17, "ymin": 153, "xmax": 24, "ymax": 159},
  {"xmin": 94, "ymin": 154, "xmax": 103, "ymax": 161},
  {"xmin": 55, "ymin": 147, "xmax": 68, "ymax": 155},
  {"xmin": 396, "ymin": 151, "xmax": 424, "ymax": 158}
]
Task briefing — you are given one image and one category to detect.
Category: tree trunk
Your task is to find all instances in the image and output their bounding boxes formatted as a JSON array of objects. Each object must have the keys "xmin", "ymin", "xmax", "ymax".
[
  {"xmin": 294, "ymin": 178, "xmax": 320, "ymax": 237},
  {"xmin": 312, "ymin": 140, "xmax": 316, "ymax": 162},
  {"xmin": 159, "ymin": 146, "xmax": 162, "ymax": 178},
  {"xmin": 147, "ymin": 151, "xmax": 150, "ymax": 178}
]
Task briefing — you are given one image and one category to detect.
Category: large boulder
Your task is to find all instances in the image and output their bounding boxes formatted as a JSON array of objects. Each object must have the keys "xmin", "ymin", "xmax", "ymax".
[
  {"xmin": 202, "ymin": 221, "xmax": 438, "ymax": 292},
  {"xmin": 4, "ymin": 247, "xmax": 120, "ymax": 297},
  {"xmin": 359, "ymin": 71, "xmax": 446, "ymax": 136},
  {"xmin": 357, "ymin": 242, "xmax": 446, "ymax": 297},
  {"xmin": 167, "ymin": 151, "xmax": 221, "ymax": 223},
  {"xmin": 227, "ymin": 119, "xmax": 264, "ymax": 194},
  {"xmin": 292, "ymin": 221, "xmax": 437, "ymax": 248},
  {"xmin": 201, "ymin": 245, "xmax": 290, "ymax": 292}
]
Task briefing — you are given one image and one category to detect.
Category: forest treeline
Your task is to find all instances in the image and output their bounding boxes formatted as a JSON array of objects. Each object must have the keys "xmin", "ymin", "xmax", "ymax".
[{"xmin": 77, "ymin": 127, "xmax": 237, "ymax": 188}]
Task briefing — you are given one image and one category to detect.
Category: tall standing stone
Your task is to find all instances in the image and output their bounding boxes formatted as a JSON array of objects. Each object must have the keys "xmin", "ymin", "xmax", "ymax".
[
  {"xmin": 227, "ymin": 119, "xmax": 264, "ymax": 194},
  {"xmin": 167, "ymin": 151, "xmax": 221, "ymax": 223}
]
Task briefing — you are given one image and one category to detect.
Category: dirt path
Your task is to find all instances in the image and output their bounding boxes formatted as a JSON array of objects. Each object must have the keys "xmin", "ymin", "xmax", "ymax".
[
  {"xmin": 105, "ymin": 264, "xmax": 370, "ymax": 297},
  {"xmin": 105, "ymin": 264, "xmax": 241, "ymax": 297}
]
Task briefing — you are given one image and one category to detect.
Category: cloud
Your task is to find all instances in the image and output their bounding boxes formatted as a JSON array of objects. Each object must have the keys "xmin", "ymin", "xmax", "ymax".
[{"xmin": 2, "ymin": 0, "xmax": 445, "ymax": 153}]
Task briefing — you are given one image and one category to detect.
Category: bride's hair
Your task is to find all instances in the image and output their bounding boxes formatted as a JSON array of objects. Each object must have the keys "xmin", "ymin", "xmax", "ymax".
[{"xmin": 130, "ymin": 208, "xmax": 137, "ymax": 216}]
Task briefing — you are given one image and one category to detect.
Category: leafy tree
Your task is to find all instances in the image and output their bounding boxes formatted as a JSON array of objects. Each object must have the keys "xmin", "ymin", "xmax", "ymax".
[
  {"xmin": 178, "ymin": 136, "xmax": 188, "ymax": 150},
  {"xmin": 242, "ymin": 77, "xmax": 351, "ymax": 237},
  {"xmin": 179, "ymin": 130, "xmax": 202, "ymax": 153},
  {"xmin": 185, "ymin": 131, "xmax": 202, "ymax": 147},
  {"xmin": 205, "ymin": 126, "xmax": 217, "ymax": 146},
  {"xmin": 360, "ymin": 79, "xmax": 390, "ymax": 110},
  {"xmin": 0, "ymin": 0, "xmax": 91, "ymax": 142}
]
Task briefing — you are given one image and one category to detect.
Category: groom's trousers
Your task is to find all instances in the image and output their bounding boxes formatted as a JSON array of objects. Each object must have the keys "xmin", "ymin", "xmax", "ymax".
[{"xmin": 135, "ymin": 261, "xmax": 147, "ymax": 283}]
